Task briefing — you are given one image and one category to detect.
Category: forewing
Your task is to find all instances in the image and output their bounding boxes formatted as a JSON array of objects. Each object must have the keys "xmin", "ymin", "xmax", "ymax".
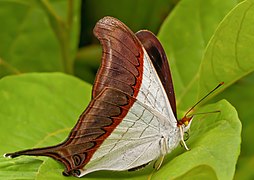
[
  {"xmin": 136, "ymin": 30, "xmax": 177, "ymax": 118},
  {"xmin": 135, "ymin": 46, "xmax": 176, "ymax": 126},
  {"xmin": 92, "ymin": 16, "xmax": 144, "ymax": 98}
]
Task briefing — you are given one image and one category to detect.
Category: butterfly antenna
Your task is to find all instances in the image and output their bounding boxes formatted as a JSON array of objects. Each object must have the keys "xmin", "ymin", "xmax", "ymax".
[{"xmin": 184, "ymin": 82, "xmax": 224, "ymax": 118}]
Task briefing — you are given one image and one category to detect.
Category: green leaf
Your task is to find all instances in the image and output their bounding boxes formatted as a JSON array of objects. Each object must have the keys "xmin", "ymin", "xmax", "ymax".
[
  {"xmin": 198, "ymin": 0, "xmax": 254, "ymax": 95},
  {"xmin": 0, "ymin": 73, "xmax": 241, "ymax": 179},
  {"xmin": 158, "ymin": 0, "xmax": 238, "ymax": 110},
  {"xmin": 0, "ymin": 156, "xmax": 42, "ymax": 180},
  {"xmin": 174, "ymin": 165, "xmax": 218, "ymax": 180},
  {"xmin": 0, "ymin": 0, "xmax": 80, "ymax": 77},
  {"xmin": 0, "ymin": 73, "xmax": 91, "ymax": 179},
  {"xmin": 212, "ymin": 72, "xmax": 254, "ymax": 179}
]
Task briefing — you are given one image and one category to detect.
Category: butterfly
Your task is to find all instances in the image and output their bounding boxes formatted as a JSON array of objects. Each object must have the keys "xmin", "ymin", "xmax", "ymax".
[{"xmin": 5, "ymin": 16, "xmax": 200, "ymax": 177}]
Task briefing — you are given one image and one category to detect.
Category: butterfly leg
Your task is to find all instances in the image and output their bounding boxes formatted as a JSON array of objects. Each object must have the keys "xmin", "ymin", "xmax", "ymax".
[
  {"xmin": 153, "ymin": 137, "xmax": 168, "ymax": 170},
  {"xmin": 179, "ymin": 125, "xmax": 189, "ymax": 151},
  {"xmin": 153, "ymin": 155, "xmax": 165, "ymax": 170}
]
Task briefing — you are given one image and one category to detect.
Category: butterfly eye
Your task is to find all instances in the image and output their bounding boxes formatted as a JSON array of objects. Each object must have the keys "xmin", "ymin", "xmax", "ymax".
[{"xmin": 183, "ymin": 121, "xmax": 189, "ymax": 126}]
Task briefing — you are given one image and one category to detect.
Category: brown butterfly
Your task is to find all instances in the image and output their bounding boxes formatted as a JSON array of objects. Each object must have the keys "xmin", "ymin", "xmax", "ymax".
[{"xmin": 6, "ymin": 16, "xmax": 220, "ymax": 177}]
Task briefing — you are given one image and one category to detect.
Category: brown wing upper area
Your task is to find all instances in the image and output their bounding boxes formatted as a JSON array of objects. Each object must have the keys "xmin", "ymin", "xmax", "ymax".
[
  {"xmin": 5, "ymin": 17, "xmax": 145, "ymax": 176},
  {"xmin": 92, "ymin": 16, "xmax": 144, "ymax": 98},
  {"xmin": 136, "ymin": 30, "xmax": 177, "ymax": 118}
]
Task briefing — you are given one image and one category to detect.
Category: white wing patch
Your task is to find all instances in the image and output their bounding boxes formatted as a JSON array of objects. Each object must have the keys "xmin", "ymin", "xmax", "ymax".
[
  {"xmin": 138, "ymin": 49, "xmax": 176, "ymax": 125},
  {"xmin": 79, "ymin": 49, "xmax": 180, "ymax": 176}
]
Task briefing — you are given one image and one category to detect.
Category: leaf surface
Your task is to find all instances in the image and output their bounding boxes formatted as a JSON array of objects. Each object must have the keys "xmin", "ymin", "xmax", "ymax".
[{"xmin": 0, "ymin": 0, "xmax": 80, "ymax": 77}]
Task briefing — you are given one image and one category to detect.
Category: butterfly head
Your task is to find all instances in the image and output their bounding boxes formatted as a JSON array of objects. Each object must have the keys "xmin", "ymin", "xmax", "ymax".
[
  {"xmin": 177, "ymin": 115, "xmax": 193, "ymax": 129},
  {"xmin": 177, "ymin": 82, "xmax": 224, "ymax": 129},
  {"xmin": 176, "ymin": 115, "xmax": 193, "ymax": 150}
]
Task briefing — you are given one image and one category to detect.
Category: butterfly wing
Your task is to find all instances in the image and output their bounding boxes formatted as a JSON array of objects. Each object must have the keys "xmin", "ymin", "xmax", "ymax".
[
  {"xmin": 5, "ymin": 17, "xmax": 180, "ymax": 177},
  {"xmin": 136, "ymin": 30, "xmax": 177, "ymax": 118}
]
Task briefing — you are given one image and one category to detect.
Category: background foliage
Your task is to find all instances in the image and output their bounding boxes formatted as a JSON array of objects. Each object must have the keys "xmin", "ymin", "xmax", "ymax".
[{"xmin": 0, "ymin": 0, "xmax": 253, "ymax": 179}]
